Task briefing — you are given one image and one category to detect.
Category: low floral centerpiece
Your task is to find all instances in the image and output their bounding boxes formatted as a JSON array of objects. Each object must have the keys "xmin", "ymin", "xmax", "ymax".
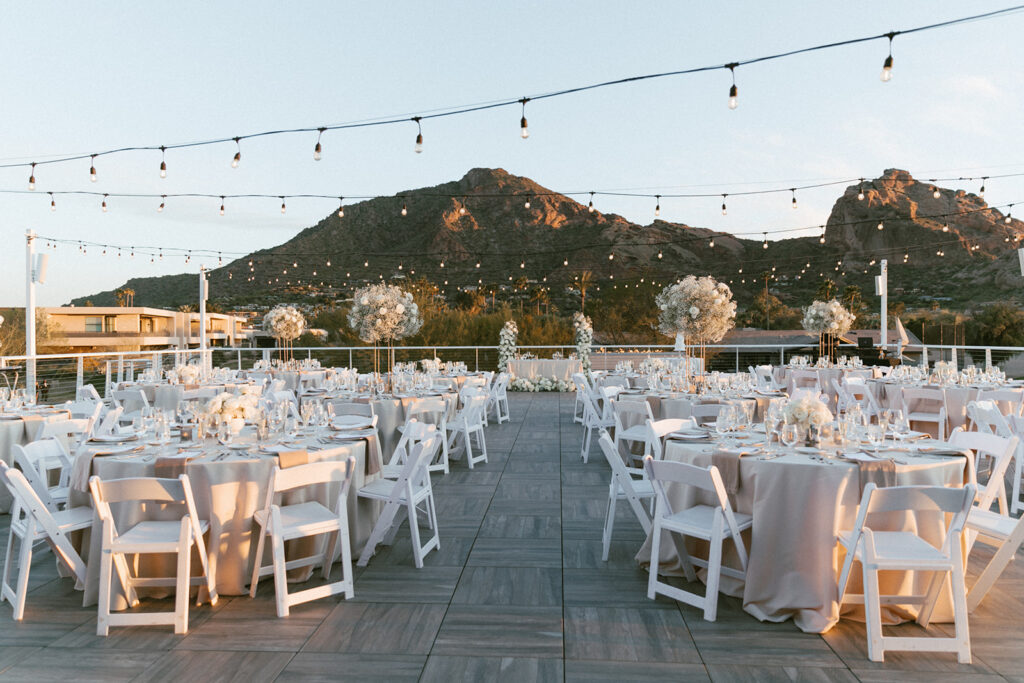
[
  {"xmin": 207, "ymin": 391, "xmax": 259, "ymax": 433},
  {"xmin": 782, "ymin": 394, "xmax": 833, "ymax": 445},
  {"xmin": 419, "ymin": 357, "xmax": 443, "ymax": 375},
  {"xmin": 801, "ymin": 299, "xmax": 855, "ymax": 362}
]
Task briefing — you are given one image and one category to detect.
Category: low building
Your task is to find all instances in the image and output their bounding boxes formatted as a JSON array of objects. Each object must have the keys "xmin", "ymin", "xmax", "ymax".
[{"xmin": 39, "ymin": 306, "xmax": 252, "ymax": 353}]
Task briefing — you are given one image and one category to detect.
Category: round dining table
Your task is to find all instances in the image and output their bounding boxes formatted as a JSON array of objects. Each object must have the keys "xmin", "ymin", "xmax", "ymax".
[
  {"xmin": 634, "ymin": 433, "xmax": 967, "ymax": 633},
  {"xmin": 68, "ymin": 424, "xmax": 381, "ymax": 608},
  {"xmin": 0, "ymin": 407, "xmax": 70, "ymax": 511}
]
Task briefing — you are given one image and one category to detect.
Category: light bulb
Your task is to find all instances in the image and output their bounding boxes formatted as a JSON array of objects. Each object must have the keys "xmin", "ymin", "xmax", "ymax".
[
  {"xmin": 231, "ymin": 137, "xmax": 241, "ymax": 168},
  {"xmin": 524, "ymin": 197, "xmax": 531, "ymax": 209},
  {"xmin": 475, "ymin": 261, "xmax": 481, "ymax": 268},
  {"xmin": 563, "ymin": 257, "xmax": 568, "ymax": 266},
  {"xmin": 655, "ymin": 196, "xmax": 660, "ymax": 217},
  {"xmin": 942, "ymin": 224, "xmax": 949, "ymax": 232},
  {"xmin": 791, "ymin": 190, "xmax": 797, "ymax": 209},
  {"xmin": 327, "ymin": 259, "xmax": 331, "ymax": 266},
  {"xmin": 608, "ymin": 253, "xmax": 614, "ymax": 260},
  {"xmin": 337, "ymin": 197, "xmax": 344, "ymax": 218},
  {"xmin": 728, "ymin": 84, "xmax": 738, "ymax": 110},
  {"xmin": 876, "ymin": 222, "xmax": 884, "ymax": 230},
  {"xmin": 158, "ymin": 196, "xmax": 165, "ymax": 212},
  {"xmin": 219, "ymin": 197, "xmax": 226, "ymax": 216},
  {"xmin": 101, "ymin": 195, "xmax": 108, "ymax": 212},
  {"xmin": 657, "ymin": 250, "xmax": 663, "ymax": 259},
  {"xmin": 364, "ymin": 260, "xmax": 368, "ymax": 267},
  {"xmin": 414, "ymin": 134, "xmax": 423, "ymax": 153},
  {"xmin": 980, "ymin": 180, "xmax": 986, "ymax": 197},
  {"xmin": 857, "ymin": 189, "xmax": 865, "ymax": 201},
  {"xmin": 520, "ymin": 115, "xmax": 529, "ymax": 139},
  {"xmin": 721, "ymin": 197, "xmax": 727, "ymax": 215},
  {"xmin": 880, "ymin": 55, "xmax": 893, "ymax": 82},
  {"xmin": 28, "ymin": 163, "xmax": 35, "ymax": 191},
  {"xmin": 439, "ymin": 261, "xmax": 444, "ymax": 268},
  {"xmin": 708, "ymin": 237, "xmax": 715, "ymax": 248},
  {"xmin": 762, "ymin": 239, "xmax": 768, "ymax": 249},
  {"xmin": 520, "ymin": 261, "xmax": 525, "ymax": 269},
  {"xmin": 401, "ymin": 203, "xmax": 407, "ymax": 216},
  {"xmin": 588, "ymin": 192, "xmax": 595, "ymax": 213},
  {"xmin": 932, "ymin": 187, "xmax": 940, "ymax": 199},
  {"xmin": 90, "ymin": 155, "xmax": 98, "ymax": 182},
  {"xmin": 280, "ymin": 198, "xmax": 287, "ymax": 214},
  {"xmin": 460, "ymin": 205, "xmax": 466, "ymax": 215},
  {"xmin": 313, "ymin": 142, "xmax": 322, "ymax": 161},
  {"xmin": 49, "ymin": 194, "xmax": 55, "ymax": 211},
  {"xmin": 819, "ymin": 233, "xmax": 826, "ymax": 244}
]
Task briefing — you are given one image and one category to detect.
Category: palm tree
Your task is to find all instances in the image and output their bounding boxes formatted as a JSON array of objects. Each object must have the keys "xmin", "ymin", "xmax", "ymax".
[
  {"xmin": 114, "ymin": 287, "xmax": 135, "ymax": 307},
  {"xmin": 514, "ymin": 276, "xmax": 530, "ymax": 313},
  {"xmin": 530, "ymin": 287, "xmax": 549, "ymax": 315},
  {"xmin": 577, "ymin": 270, "xmax": 594, "ymax": 313}
]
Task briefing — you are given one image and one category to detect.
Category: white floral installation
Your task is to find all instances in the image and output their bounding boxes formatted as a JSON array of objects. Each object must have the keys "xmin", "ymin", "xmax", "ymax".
[
  {"xmin": 573, "ymin": 312, "xmax": 594, "ymax": 377},
  {"xmin": 264, "ymin": 304, "xmax": 306, "ymax": 361},
  {"xmin": 498, "ymin": 320, "xmax": 518, "ymax": 373},
  {"xmin": 509, "ymin": 376, "xmax": 572, "ymax": 392},
  {"xmin": 801, "ymin": 299, "xmax": 855, "ymax": 336},
  {"xmin": 206, "ymin": 391, "xmax": 259, "ymax": 433},
  {"xmin": 656, "ymin": 275, "xmax": 736, "ymax": 344},
  {"xmin": 347, "ymin": 284, "xmax": 422, "ymax": 344},
  {"xmin": 419, "ymin": 357, "xmax": 443, "ymax": 375},
  {"xmin": 782, "ymin": 393, "xmax": 833, "ymax": 430}
]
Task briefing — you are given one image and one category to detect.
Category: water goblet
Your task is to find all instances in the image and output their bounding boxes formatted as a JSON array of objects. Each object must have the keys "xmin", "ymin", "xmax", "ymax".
[{"xmin": 780, "ymin": 423, "xmax": 799, "ymax": 449}]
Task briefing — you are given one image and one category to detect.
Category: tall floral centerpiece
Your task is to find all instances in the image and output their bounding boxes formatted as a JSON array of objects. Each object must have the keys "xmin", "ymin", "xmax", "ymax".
[
  {"xmin": 498, "ymin": 320, "xmax": 518, "ymax": 373},
  {"xmin": 347, "ymin": 283, "xmax": 422, "ymax": 384},
  {"xmin": 573, "ymin": 312, "xmax": 593, "ymax": 378},
  {"xmin": 263, "ymin": 305, "xmax": 306, "ymax": 362},
  {"xmin": 656, "ymin": 275, "xmax": 736, "ymax": 387},
  {"xmin": 801, "ymin": 299, "xmax": 855, "ymax": 363}
]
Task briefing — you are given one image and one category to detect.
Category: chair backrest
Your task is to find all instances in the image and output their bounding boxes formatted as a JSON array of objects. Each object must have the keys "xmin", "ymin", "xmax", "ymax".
[
  {"xmin": 490, "ymin": 373, "xmax": 510, "ymax": 398},
  {"xmin": 65, "ymin": 400, "xmax": 103, "ymax": 422},
  {"xmin": 600, "ymin": 375, "xmax": 631, "ymax": 390},
  {"xmin": 849, "ymin": 483, "xmax": 975, "ymax": 557},
  {"xmin": 902, "ymin": 386, "xmax": 946, "ymax": 413},
  {"xmin": 13, "ymin": 437, "xmax": 70, "ymax": 483},
  {"xmin": 947, "ymin": 428, "xmax": 1019, "ymax": 511},
  {"xmin": 77, "ymin": 384, "xmax": 102, "ymax": 402},
  {"xmin": 463, "ymin": 376, "xmax": 487, "ymax": 390},
  {"xmin": 612, "ymin": 398, "xmax": 654, "ymax": 434},
  {"xmin": 387, "ymin": 435, "xmax": 440, "ymax": 495},
  {"xmin": 9, "ymin": 446, "xmax": 61, "ymax": 511},
  {"xmin": 269, "ymin": 379, "xmax": 287, "ymax": 393},
  {"xmin": 112, "ymin": 389, "xmax": 149, "ymax": 413},
  {"xmin": 88, "ymin": 474, "xmax": 203, "ymax": 545},
  {"xmin": 642, "ymin": 455, "xmax": 746, "ymax": 541},
  {"xmin": 791, "ymin": 370, "xmax": 820, "ymax": 390},
  {"xmin": 975, "ymin": 389, "xmax": 1024, "ymax": 417},
  {"xmin": 843, "ymin": 377, "xmax": 881, "ymax": 416},
  {"xmin": 406, "ymin": 397, "xmax": 447, "ymax": 425},
  {"xmin": 459, "ymin": 393, "xmax": 488, "ymax": 427},
  {"xmin": 272, "ymin": 389, "xmax": 299, "ymax": 406},
  {"xmin": 689, "ymin": 403, "xmax": 723, "ymax": 424},
  {"xmin": 263, "ymin": 456, "xmax": 356, "ymax": 516},
  {"xmin": 389, "ymin": 420, "xmax": 437, "ymax": 468},
  {"xmin": 328, "ymin": 400, "xmax": 375, "ymax": 418},
  {"xmin": 94, "ymin": 406, "xmax": 123, "ymax": 436},
  {"xmin": 181, "ymin": 387, "xmax": 219, "ymax": 401},
  {"xmin": 968, "ymin": 401, "xmax": 1013, "ymax": 438},
  {"xmin": 599, "ymin": 431, "xmax": 648, "ymax": 496}
]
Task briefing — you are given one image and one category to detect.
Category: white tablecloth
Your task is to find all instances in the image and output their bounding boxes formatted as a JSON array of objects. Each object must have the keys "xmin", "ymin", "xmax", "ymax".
[
  {"xmin": 636, "ymin": 438, "xmax": 967, "ymax": 633},
  {"xmin": 0, "ymin": 409, "xmax": 70, "ymax": 511},
  {"xmin": 508, "ymin": 359, "xmax": 581, "ymax": 382},
  {"xmin": 868, "ymin": 381, "xmax": 1023, "ymax": 435}
]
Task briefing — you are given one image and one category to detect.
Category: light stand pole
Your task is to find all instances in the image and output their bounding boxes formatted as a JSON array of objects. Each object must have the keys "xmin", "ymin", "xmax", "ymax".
[
  {"xmin": 876, "ymin": 259, "xmax": 888, "ymax": 356},
  {"xmin": 24, "ymin": 230, "xmax": 37, "ymax": 401},
  {"xmin": 198, "ymin": 266, "xmax": 209, "ymax": 373}
]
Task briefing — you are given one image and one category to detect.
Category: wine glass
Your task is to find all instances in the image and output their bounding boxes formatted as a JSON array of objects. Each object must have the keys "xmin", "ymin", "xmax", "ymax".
[
  {"xmin": 866, "ymin": 423, "xmax": 882, "ymax": 454},
  {"xmin": 780, "ymin": 423, "xmax": 799, "ymax": 449}
]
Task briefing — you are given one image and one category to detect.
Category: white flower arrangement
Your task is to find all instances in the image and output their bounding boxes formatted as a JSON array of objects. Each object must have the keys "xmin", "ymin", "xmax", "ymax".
[
  {"xmin": 656, "ymin": 275, "xmax": 736, "ymax": 343},
  {"xmin": 263, "ymin": 305, "xmax": 306, "ymax": 342},
  {"xmin": 801, "ymin": 299, "xmax": 855, "ymax": 337},
  {"xmin": 498, "ymin": 320, "xmax": 518, "ymax": 373},
  {"xmin": 252, "ymin": 359, "xmax": 270, "ymax": 370},
  {"xmin": 419, "ymin": 357, "xmax": 443, "ymax": 375},
  {"xmin": 573, "ymin": 312, "xmax": 594, "ymax": 377},
  {"xmin": 782, "ymin": 394, "xmax": 833, "ymax": 429},
  {"xmin": 509, "ymin": 376, "xmax": 572, "ymax": 392},
  {"xmin": 638, "ymin": 358, "xmax": 669, "ymax": 375},
  {"xmin": 174, "ymin": 364, "xmax": 201, "ymax": 385},
  {"xmin": 206, "ymin": 391, "xmax": 259, "ymax": 432},
  {"xmin": 347, "ymin": 284, "xmax": 422, "ymax": 343}
]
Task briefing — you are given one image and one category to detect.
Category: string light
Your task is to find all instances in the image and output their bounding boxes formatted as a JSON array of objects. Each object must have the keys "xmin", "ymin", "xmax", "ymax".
[
  {"xmin": 326, "ymin": 259, "xmax": 331, "ymax": 266},
  {"xmin": 932, "ymin": 185, "xmax": 941, "ymax": 199},
  {"xmin": 158, "ymin": 195, "xmax": 165, "ymax": 212},
  {"xmin": 524, "ymin": 195, "xmax": 531, "ymax": 209},
  {"xmin": 28, "ymin": 163, "xmax": 35, "ymax": 191},
  {"xmin": 49, "ymin": 193, "xmax": 55, "ymax": 211},
  {"xmin": 727, "ymin": 63, "xmax": 739, "ymax": 110},
  {"xmin": 159, "ymin": 146, "xmax": 167, "ymax": 178},
  {"xmin": 877, "ymin": 221, "xmax": 884, "ymax": 230},
  {"xmin": 231, "ymin": 137, "xmax": 241, "ymax": 168},
  {"xmin": 980, "ymin": 177, "xmax": 987, "ymax": 198},
  {"xmin": 880, "ymin": 32, "xmax": 894, "ymax": 82},
  {"xmin": 608, "ymin": 252, "xmax": 614, "ymax": 260},
  {"xmin": 101, "ymin": 194, "xmax": 108, "ymax": 212},
  {"xmin": 588, "ymin": 192, "xmax": 595, "ymax": 213},
  {"xmin": 313, "ymin": 127, "xmax": 324, "ymax": 161},
  {"xmin": 654, "ymin": 195, "xmax": 660, "ymax": 217},
  {"xmin": 721, "ymin": 194, "xmax": 728, "ymax": 215},
  {"xmin": 337, "ymin": 197, "xmax": 344, "ymax": 218},
  {"xmin": 790, "ymin": 189, "xmax": 797, "ymax": 210},
  {"xmin": 219, "ymin": 196, "xmax": 225, "ymax": 215},
  {"xmin": 819, "ymin": 227, "xmax": 826, "ymax": 244},
  {"xmin": 762, "ymin": 233, "xmax": 769, "ymax": 249},
  {"xmin": 280, "ymin": 197, "xmax": 287, "ymax": 214},
  {"xmin": 520, "ymin": 259, "xmax": 525, "ymax": 269},
  {"xmin": 563, "ymin": 257, "xmax": 568, "ymax": 266},
  {"xmin": 1006, "ymin": 205, "xmax": 1014, "ymax": 223},
  {"xmin": 364, "ymin": 260, "xmax": 369, "ymax": 267},
  {"xmin": 942, "ymin": 223, "xmax": 949, "ymax": 232},
  {"xmin": 89, "ymin": 155, "xmax": 97, "ymax": 182},
  {"xmin": 708, "ymin": 236, "xmax": 715, "ymax": 248},
  {"xmin": 401, "ymin": 202, "xmax": 407, "ymax": 217},
  {"xmin": 657, "ymin": 250, "xmax": 663, "ymax": 259},
  {"xmin": 519, "ymin": 98, "xmax": 529, "ymax": 139},
  {"xmin": 857, "ymin": 179, "xmax": 865, "ymax": 201},
  {"xmin": 459, "ymin": 197, "xmax": 467, "ymax": 215},
  {"xmin": 412, "ymin": 116, "xmax": 423, "ymax": 153}
]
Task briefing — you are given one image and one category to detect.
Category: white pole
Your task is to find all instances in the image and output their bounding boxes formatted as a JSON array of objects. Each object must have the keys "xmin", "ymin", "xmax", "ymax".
[
  {"xmin": 199, "ymin": 266, "xmax": 209, "ymax": 373},
  {"xmin": 879, "ymin": 259, "xmax": 888, "ymax": 352},
  {"xmin": 24, "ymin": 230, "xmax": 37, "ymax": 402}
]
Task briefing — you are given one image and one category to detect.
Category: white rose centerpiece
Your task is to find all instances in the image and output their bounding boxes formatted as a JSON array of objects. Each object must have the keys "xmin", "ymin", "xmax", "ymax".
[
  {"xmin": 656, "ymin": 275, "xmax": 736, "ymax": 344},
  {"xmin": 206, "ymin": 391, "xmax": 259, "ymax": 433},
  {"xmin": 801, "ymin": 299, "xmax": 855, "ymax": 362},
  {"xmin": 347, "ymin": 284, "xmax": 422, "ymax": 344}
]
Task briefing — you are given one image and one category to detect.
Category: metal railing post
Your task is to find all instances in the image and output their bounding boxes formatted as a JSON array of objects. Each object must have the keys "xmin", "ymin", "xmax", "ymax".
[
  {"xmin": 348, "ymin": 349, "xmax": 353, "ymax": 369},
  {"xmin": 735, "ymin": 348, "xmax": 739, "ymax": 373},
  {"xmin": 237, "ymin": 349, "xmax": 242, "ymax": 370},
  {"xmin": 104, "ymin": 361, "xmax": 111, "ymax": 398},
  {"xmin": 475, "ymin": 347, "xmax": 479, "ymax": 372},
  {"xmin": 76, "ymin": 357, "xmax": 84, "ymax": 392}
]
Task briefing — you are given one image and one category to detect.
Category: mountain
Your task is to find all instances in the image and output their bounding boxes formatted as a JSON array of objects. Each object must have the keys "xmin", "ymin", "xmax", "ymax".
[{"xmin": 70, "ymin": 167, "xmax": 1024, "ymax": 310}]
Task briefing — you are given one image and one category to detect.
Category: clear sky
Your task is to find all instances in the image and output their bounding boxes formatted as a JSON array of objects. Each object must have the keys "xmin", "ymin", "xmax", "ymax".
[{"xmin": 1, "ymin": 1, "xmax": 1022, "ymax": 306}]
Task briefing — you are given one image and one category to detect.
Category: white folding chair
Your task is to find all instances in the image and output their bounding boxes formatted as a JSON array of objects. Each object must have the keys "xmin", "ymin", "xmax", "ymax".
[
  {"xmin": 0, "ymin": 462, "xmax": 90, "ymax": 621},
  {"xmin": 1009, "ymin": 415, "xmax": 1024, "ymax": 516},
  {"xmin": 689, "ymin": 403, "xmax": 724, "ymax": 426},
  {"xmin": 249, "ymin": 456, "xmax": 357, "ymax": 617},
  {"xmin": 76, "ymin": 384, "xmax": 103, "ymax": 402},
  {"xmin": 790, "ymin": 369, "xmax": 821, "ymax": 394},
  {"xmin": 111, "ymin": 389, "xmax": 150, "ymax": 418},
  {"xmin": 487, "ymin": 372, "xmax": 511, "ymax": 425},
  {"xmin": 327, "ymin": 400, "xmax": 375, "ymax": 419},
  {"xmin": 598, "ymin": 432, "xmax": 655, "ymax": 561},
  {"xmin": 357, "ymin": 437, "xmax": 441, "ymax": 568},
  {"xmin": 65, "ymin": 400, "xmax": 103, "ymax": 423},
  {"xmin": 446, "ymin": 393, "xmax": 488, "ymax": 469},
  {"xmin": 645, "ymin": 417, "xmax": 699, "ymax": 461},
  {"xmin": 93, "ymin": 406, "xmax": 124, "ymax": 436},
  {"xmin": 902, "ymin": 387, "xmax": 947, "ymax": 440},
  {"xmin": 964, "ymin": 510, "xmax": 1024, "ymax": 612},
  {"xmin": 974, "ymin": 389, "xmax": 1024, "ymax": 418},
  {"xmin": 12, "ymin": 439, "xmax": 74, "ymax": 509},
  {"xmin": 384, "ymin": 420, "xmax": 437, "ymax": 479},
  {"xmin": 966, "ymin": 400, "xmax": 1016, "ymax": 480},
  {"xmin": 612, "ymin": 399, "xmax": 656, "ymax": 463},
  {"xmin": 574, "ymin": 373, "xmax": 614, "ymax": 462},
  {"xmin": 844, "ymin": 377, "xmax": 882, "ymax": 420},
  {"xmin": 947, "ymin": 428, "xmax": 1018, "ymax": 518},
  {"xmin": 88, "ymin": 474, "xmax": 218, "ymax": 636},
  {"xmin": 402, "ymin": 399, "xmax": 449, "ymax": 474},
  {"xmin": 39, "ymin": 417, "xmax": 95, "ymax": 454},
  {"xmin": 836, "ymin": 483, "xmax": 975, "ymax": 663},
  {"xmin": 643, "ymin": 455, "xmax": 752, "ymax": 621}
]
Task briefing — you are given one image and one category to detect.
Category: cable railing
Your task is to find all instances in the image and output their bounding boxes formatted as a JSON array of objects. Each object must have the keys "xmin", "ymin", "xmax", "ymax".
[{"xmin": 3, "ymin": 341, "xmax": 1023, "ymax": 405}]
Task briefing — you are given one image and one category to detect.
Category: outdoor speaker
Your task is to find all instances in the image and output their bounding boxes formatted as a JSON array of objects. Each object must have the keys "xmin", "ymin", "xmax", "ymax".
[
  {"xmin": 34, "ymin": 253, "xmax": 49, "ymax": 284},
  {"xmin": 873, "ymin": 275, "xmax": 885, "ymax": 296},
  {"xmin": 1018, "ymin": 248, "xmax": 1024, "ymax": 276}
]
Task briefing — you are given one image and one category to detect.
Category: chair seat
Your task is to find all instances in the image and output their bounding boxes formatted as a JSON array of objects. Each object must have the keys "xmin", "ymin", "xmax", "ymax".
[
  {"xmin": 111, "ymin": 519, "xmax": 209, "ymax": 552},
  {"xmin": 357, "ymin": 478, "xmax": 429, "ymax": 504},
  {"xmin": 254, "ymin": 501, "xmax": 339, "ymax": 539},
  {"xmin": 617, "ymin": 425, "xmax": 649, "ymax": 442},
  {"xmin": 616, "ymin": 478, "xmax": 655, "ymax": 499},
  {"xmin": 660, "ymin": 504, "xmax": 752, "ymax": 539},
  {"xmin": 967, "ymin": 507, "xmax": 1017, "ymax": 540},
  {"xmin": 650, "ymin": 419, "xmax": 693, "ymax": 438},
  {"xmin": 907, "ymin": 411, "xmax": 942, "ymax": 422},
  {"xmin": 53, "ymin": 505, "xmax": 94, "ymax": 532},
  {"xmin": 838, "ymin": 530, "xmax": 953, "ymax": 568}
]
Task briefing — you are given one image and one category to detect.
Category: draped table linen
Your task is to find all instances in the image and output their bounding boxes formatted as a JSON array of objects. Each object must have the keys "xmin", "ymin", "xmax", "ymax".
[
  {"xmin": 508, "ymin": 359, "xmax": 582, "ymax": 382},
  {"xmin": 0, "ymin": 408, "xmax": 70, "ymax": 511}
]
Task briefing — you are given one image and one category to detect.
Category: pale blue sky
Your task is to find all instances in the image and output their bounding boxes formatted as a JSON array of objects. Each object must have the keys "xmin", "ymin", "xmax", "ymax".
[{"xmin": 1, "ymin": 1, "xmax": 1022, "ymax": 305}]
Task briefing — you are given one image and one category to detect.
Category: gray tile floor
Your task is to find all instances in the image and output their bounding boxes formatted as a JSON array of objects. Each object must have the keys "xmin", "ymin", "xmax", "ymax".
[{"xmin": 1, "ymin": 392, "xmax": 1022, "ymax": 681}]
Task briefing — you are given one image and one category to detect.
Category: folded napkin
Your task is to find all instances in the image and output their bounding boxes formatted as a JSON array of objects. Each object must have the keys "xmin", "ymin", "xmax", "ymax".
[
  {"xmin": 277, "ymin": 449, "xmax": 309, "ymax": 469},
  {"xmin": 711, "ymin": 448, "xmax": 749, "ymax": 495},
  {"xmin": 841, "ymin": 451, "xmax": 897, "ymax": 492},
  {"xmin": 155, "ymin": 453, "xmax": 195, "ymax": 479}
]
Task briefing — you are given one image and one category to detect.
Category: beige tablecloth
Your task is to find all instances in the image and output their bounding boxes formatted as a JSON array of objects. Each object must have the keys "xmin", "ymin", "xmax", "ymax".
[
  {"xmin": 69, "ymin": 431, "xmax": 378, "ymax": 608},
  {"xmin": 508, "ymin": 359, "xmax": 581, "ymax": 382},
  {"xmin": 0, "ymin": 409, "xmax": 71, "ymax": 511},
  {"xmin": 868, "ymin": 381, "xmax": 1023, "ymax": 435},
  {"xmin": 774, "ymin": 367, "xmax": 879, "ymax": 405},
  {"xmin": 636, "ymin": 440, "xmax": 966, "ymax": 633}
]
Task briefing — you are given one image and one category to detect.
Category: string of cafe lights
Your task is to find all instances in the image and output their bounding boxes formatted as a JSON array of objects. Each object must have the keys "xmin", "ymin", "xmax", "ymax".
[{"xmin": 3, "ymin": 5, "xmax": 1023, "ymax": 181}]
